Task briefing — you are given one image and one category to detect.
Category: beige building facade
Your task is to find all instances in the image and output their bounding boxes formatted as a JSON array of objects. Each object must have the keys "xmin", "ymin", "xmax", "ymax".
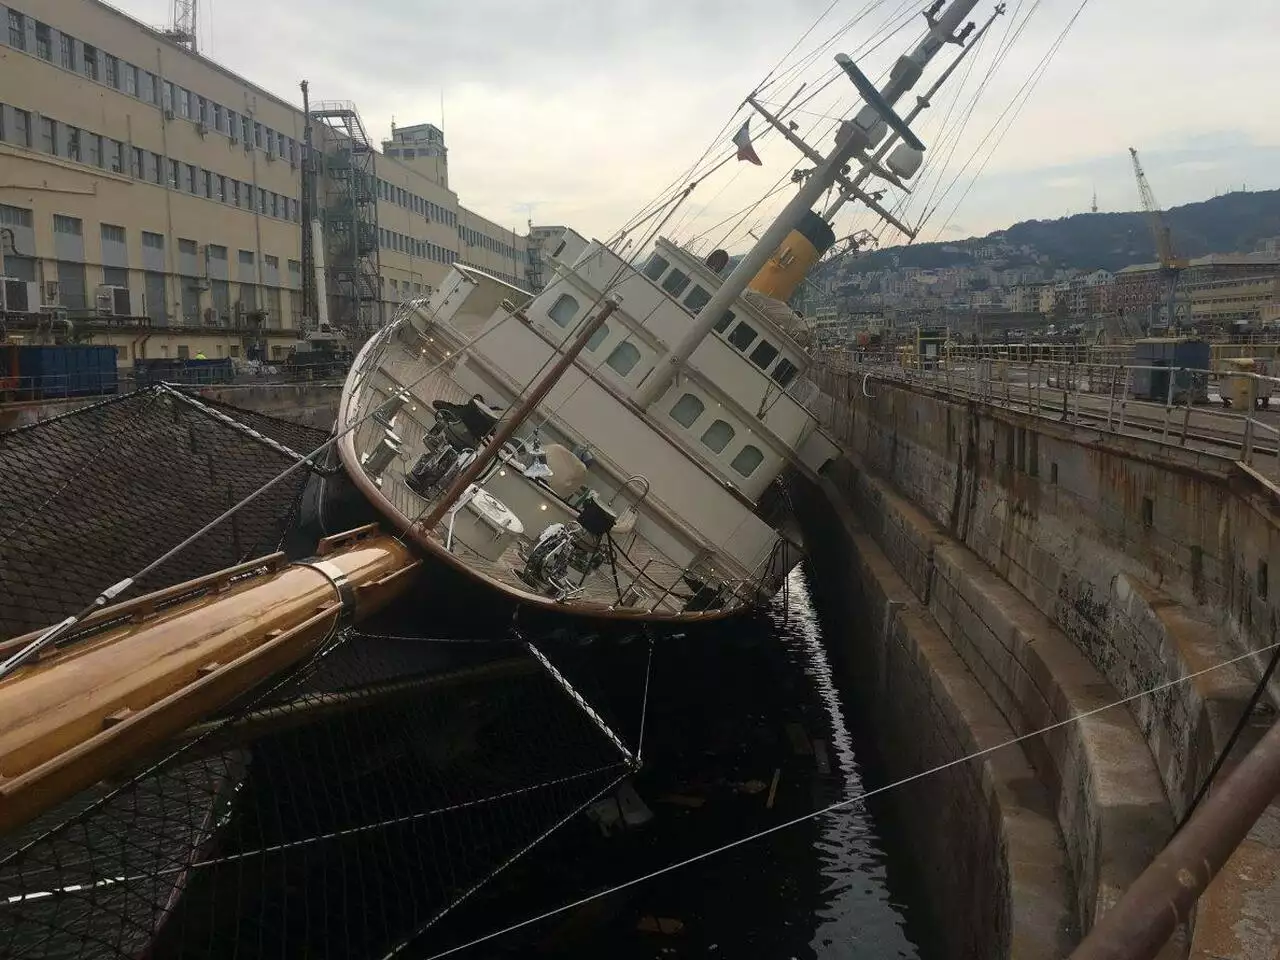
[{"xmin": 0, "ymin": 0, "xmax": 530, "ymax": 361}]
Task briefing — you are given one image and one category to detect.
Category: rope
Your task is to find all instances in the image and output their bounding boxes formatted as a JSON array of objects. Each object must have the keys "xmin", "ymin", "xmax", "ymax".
[{"xmin": 418, "ymin": 636, "xmax": 1280, "ymax": 959}]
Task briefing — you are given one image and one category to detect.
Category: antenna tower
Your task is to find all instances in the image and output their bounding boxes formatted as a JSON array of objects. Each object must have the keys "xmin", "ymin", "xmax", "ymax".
[{"xmin": 161, "ymin": 0, "xmax": 198, "ymax": 53}]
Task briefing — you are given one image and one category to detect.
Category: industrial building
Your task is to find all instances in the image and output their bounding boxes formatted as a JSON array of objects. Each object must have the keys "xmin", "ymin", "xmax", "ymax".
[{"xmin": 0, "ymin": 0, "xmax": 531, "ymax": 362}]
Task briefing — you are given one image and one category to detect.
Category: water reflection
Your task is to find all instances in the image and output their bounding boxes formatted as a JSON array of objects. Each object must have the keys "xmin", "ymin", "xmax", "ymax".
[{"xmin": 771, "ymin": 570, "xmax": 918, "ymax": 958}]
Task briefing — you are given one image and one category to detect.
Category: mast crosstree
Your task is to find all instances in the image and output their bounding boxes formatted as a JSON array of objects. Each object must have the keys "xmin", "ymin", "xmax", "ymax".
[{"xmin": 635, "ymin": 0, "xmax": 987, "ymax": 408}]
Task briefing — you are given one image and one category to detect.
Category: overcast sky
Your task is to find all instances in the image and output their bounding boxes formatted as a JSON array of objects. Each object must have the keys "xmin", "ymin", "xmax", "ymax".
[{"xmin": 115, "ymin": 0, "xmax": 1280, "ymax": 251}]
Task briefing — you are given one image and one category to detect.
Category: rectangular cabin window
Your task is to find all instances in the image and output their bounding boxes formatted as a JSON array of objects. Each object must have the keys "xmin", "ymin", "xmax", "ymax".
[
  {"xmin": 772, "ymin": 358, "xmax": 799, "ymax": 387},
  {"xmin": 749, "ymin": 341, "xmax": 779, "ymax": 369},
  {"xmin": 642, "ymin": 254, "xmax": 668, "ymax": 281},
  {"xmin": 714, "ymin": 310, "xmax": 735, "ymax": 333},
  {"xmin": 727, "ymin": 321, "xmax": 758, "ymax": 351},
  {"xmin": 684, "ymin": 285, "xmax": 712, "ymax": 312},
  {"xmin": 662, "ymin": 268, "xmax": 691, "ymax": 297},
  {"xmin": 670, "ymin": 393, "xmax": 705, "ymax": 428},
  {"xmin": 548, "ymin": 293, "xmax": 579, "ymax": 327},
  {"xmin": 606, "ymin": 342, "xmax": 641, "ymax": 377},
  {"xmin": 587, "ymin": 322, "xmax": 610, "ymax": 351},
  {"xmin": 701, "ymin": 419, "xmax": 735, "ymax": 454},
  {"xmin": 731, "ymin": 445, "xmax": 765, "ymax": 477}
]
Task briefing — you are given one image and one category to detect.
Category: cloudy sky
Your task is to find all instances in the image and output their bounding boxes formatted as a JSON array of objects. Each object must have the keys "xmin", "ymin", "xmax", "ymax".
[{"xmin": 116, "ymin": 0, "xmax": 1280, "ymax": 251}]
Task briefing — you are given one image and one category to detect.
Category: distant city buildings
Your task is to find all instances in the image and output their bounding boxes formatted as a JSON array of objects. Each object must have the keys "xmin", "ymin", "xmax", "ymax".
[{"xmin": 817, "ymin": 234, "xmax": 1280, "ymax": 338}]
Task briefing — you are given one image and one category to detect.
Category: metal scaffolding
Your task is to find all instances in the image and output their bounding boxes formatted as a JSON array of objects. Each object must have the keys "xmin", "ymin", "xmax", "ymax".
[{"xmin": 310, "ymin": 101, "xmax": 381, "ymax": 339}]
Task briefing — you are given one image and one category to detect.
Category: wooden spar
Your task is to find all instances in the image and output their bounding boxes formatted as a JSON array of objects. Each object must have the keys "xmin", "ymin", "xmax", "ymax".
[
  {"xmin": 0, "ymin": 531, "xmax": 420, "ymax": 835},
  {"xmin": 415, "ymin": 298, "xmax": 621, "ymax": 533}
]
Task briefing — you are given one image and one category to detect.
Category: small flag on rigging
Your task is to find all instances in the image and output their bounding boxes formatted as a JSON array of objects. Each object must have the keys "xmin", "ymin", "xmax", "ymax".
[{"xmin": 733, "ymin": 119, "xmax": 762, "ymax": 166}]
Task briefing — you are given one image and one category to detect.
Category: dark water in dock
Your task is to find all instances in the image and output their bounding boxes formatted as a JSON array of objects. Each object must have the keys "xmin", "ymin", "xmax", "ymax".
[{"xmin": 426, "ymin": 568, "xmax": 931, "ymax": 959}]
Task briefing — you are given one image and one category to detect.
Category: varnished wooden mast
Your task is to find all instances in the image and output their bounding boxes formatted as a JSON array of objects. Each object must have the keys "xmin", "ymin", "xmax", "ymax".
[{"xmin": 0, "ymin": 526, "xmax": 420, "ymax": 835}]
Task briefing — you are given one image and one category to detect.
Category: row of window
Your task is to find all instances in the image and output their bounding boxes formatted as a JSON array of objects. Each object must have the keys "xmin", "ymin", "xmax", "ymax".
[
  {"xmin": 668, "ymin": 392, "xmax": 766, "ymax": 478},
  {"xmin": 6, "ymin": 7, "xmax": 299, "ymax": 161},
  {"xmin": 373, "ymin": 177, "xmax": 517, "ymax": 263},
  {"xmin": 460, "ymin": 224, "xmax": 518, "ymax": 261},
  {"xmin": 378, "ymin": 227, "xmax": 458, "ymax": 266},
  {"xmin": 544, "ymin": 288, "xmax": 767, "ymax": 481},
  {"xmin": 376, "ymin": 177, "xmax": 457, "ymax": 228},
  {"xmin": 18, "ymin": 205, "xmax": 302, "ymax": 284},
  {"xmin": 1, "ymin": 105, "xmax": 300, "ymax": 222},
  {"xmin": 643, "ymin": 252, "xmax": 798, "ymax": 388}
]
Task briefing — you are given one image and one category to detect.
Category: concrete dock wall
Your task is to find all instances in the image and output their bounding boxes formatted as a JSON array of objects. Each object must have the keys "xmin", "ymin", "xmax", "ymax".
[
  {"xmin": 795, "ymin": 473, "xmax": 1076, "ymax": 960},
  {"xmin": 810, "ymin": 367, "xmax": 1280, "ymax": 958}
]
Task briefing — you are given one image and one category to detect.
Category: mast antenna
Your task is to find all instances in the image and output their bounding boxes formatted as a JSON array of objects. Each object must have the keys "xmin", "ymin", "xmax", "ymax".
[
  {"xmin": 1091, "ymin": 186, "xmax": 1098, "ymax": 214},
  {"xmin": 161, "ymin": 0, "xmax": 198, "ymax": 53}
]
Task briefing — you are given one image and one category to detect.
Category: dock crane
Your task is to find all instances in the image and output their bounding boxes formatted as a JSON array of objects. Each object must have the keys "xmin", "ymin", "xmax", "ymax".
[{"xmin": 1129, "ymin": 146, "xmax": 1189, "ymax": 330}]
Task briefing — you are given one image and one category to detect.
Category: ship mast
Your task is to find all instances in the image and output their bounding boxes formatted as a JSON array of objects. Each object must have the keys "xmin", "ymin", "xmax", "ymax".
[{"xmin": 635, "ymin": 0, "xmax": 983, "ymax": 408}]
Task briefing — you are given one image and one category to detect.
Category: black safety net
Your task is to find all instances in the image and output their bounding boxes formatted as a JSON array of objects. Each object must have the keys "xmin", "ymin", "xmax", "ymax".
[
  {"xmin": 0, "ymin": 386, "xmax": 326, "ymax": 641},
  {"xmin": 0, "ymin": 627, "xmax": 635, "ymax": 960}
]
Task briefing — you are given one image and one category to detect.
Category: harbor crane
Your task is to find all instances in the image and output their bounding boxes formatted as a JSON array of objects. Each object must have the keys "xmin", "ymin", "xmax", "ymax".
[{"xmin": 1129, "ymin": 146, "xmax": 1189, "ymax": 329}]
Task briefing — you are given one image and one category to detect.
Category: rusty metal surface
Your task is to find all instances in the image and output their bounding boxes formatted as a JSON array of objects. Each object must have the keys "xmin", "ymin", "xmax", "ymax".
[
  {"xmin": 1066, "ymin": 694, "xmax": 1280, "ymax": 960},
  {"xmin": 0, "ymin": 387, "xmax": 330, "ymax": 641}
]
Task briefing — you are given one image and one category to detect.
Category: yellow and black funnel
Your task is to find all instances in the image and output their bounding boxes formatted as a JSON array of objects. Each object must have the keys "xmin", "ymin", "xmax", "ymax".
[{"xmin": 747, "ymin": 209, "xmax": 836, "ymax": 302}]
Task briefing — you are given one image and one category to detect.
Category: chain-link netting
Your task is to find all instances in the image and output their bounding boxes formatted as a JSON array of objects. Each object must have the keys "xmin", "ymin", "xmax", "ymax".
[
  {"xmin": 0, "ymin": 628, "xmax": 635, "ymax": 959},
  {"xmin": 0, "ymin": 386, "xmax": 328, "ymax": 641}
]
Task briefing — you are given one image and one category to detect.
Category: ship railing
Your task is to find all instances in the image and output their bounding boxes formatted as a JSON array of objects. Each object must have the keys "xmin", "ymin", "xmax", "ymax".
[{"xmin": 812, "ymin": 353, "xmax": 1280, "ymax": 483}]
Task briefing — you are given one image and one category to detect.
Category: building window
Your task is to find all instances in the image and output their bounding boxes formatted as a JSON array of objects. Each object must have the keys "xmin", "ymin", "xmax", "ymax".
[
  {"xmin": 40, "ymin": 117, "xmax": 55, "ymax": 154},
  {"xmin": 204, "ymin": 170, "xmax": 213, "ymax": 198},
  {"xmin": 548, "ymin": 293, "xmax": 579, "ymax": 327},
  {"xmin": 124, "ymin": 63, "xmax": 137, "ymax": 96},
  {"xmin": 213, "ymin": 103, "xmax": 223, "ymax": 132},
  {"xmin": 53, "ymin": 214, "xmax": 82, "ymax": 236},
  {"xmin": 0, "ymin": 203, "xmax": 34, "ymax": 228},
  {"xmin": 643, "ymin": 254, "xmax": 669, "ymax": 282},
  {"xmin": 253, "ymin": 122, "xmax": 263, "ymax": 147},
  {"xmin": 35, "ymin": 21, "xmax": 51, "ymax": 60},
  {"xmin": 727, "ymin": 321, "xmax": 758, "ymax": 351},
  {"xmin": 700, "ymin": 419, "xmax": 735, "ymax": 454},
  {"xmin": 86, "ymin": 133, "xmax": 101, "ymax": 167},
  {"xmin": 8, "ymin": 9, "xmax": 24, "ymax": 50},
  {"xmin": 661, "ymin": 268, "xmax": 691, "ymax": 297},
  {"xmin": 771, "ymin": 358, "xmax": 798, "ymax": 388},
  {"xmin": 258, "ymin": 187, "xmax": 266, "ymax": 213},
  {"xmin": 730, "ymin": 445, "xmax": 765, "ymax": 478},
  {"xmin": 669, "ymin": 393, "xmax": 705, "ymax": 428},
  {"xmin": 196, "ymin": 95, "xmax": 207, "ymax": 124},
  {"xmin": 749, "ymin": 341, "xmax": 779, "ymax": 369},
  {"xmin": 83, "ymin": 44, "xmax": 98, "ymax": 80},
  {"xmin": 59, "ymin": 33, "xmax": 73, "ymax": 69},
  {"xmin": 714, "ymin": 310, "xmax": 735, "ymax": 333},
  {"xmin": 216, "ymin": 175, "xmax": 226, "ymax": 202},
  {"xmin": 271, "ymin": 193, "xmax": 279, "ymax": 218},
  {"xmin": 231, "ymin": 180, "xmax": 241, "ymax": 206},
  {"xmin": 684, "ymin": 286, "xmax": 712, "ymax": 312},
  {"xmin": 104, "ymin": 54, "xmax": 119, "ymax": 88},
  {"xmin": 241, "ymin": 115, "xmax": 251, "ymax": 142},
  {"xmin": 606, "ymin": 342, "xmax": 641, "ymax": 377},
  {"xmin": 66, "ymin": 126, "xmax": 82, "ymax": 162},
  {"xmin": 131, "ymin": 146, "xmax": 144, "ymax": 179},
  {"xmin": 105, "ymin": 138, "xmax": 123, "ymax": 172},
  {"xmin": 7, "ymin": 108, "xmax": 30, "ymax": 147},
  {"xmin": 101, "ymin": 223, "xmax": 126, "ymax": 244},
  {"xmin": 142, "ymin": 231, "xmax": 163, "ymax": 250}
]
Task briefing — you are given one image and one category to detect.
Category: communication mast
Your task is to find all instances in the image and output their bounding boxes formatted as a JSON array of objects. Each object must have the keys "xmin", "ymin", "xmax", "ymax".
[{"xmin": 161, "ymin": 0, "xmax": 197, "ymax": 53}]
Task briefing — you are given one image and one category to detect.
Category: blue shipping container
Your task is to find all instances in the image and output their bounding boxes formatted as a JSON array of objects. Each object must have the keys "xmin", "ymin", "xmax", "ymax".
[{"xmin": 2, "ymin": 346, "xmax": 118, "ymax": 400}]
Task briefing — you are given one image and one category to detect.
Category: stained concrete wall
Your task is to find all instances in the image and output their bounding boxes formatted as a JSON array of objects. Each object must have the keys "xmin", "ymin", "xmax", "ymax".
[
  {"xmin": 796, "ymin": 476, "xmax": 1076, "ymax": 959},
  {"xmin": 810, "ymin": 366, "xmax": 1280, "ymax": 958}
]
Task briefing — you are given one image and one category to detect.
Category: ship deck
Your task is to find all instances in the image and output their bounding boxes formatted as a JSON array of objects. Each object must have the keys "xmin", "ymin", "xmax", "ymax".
[{"xmin": 338, "ymin": 325, "xmax": 748, "ymax": 621}]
